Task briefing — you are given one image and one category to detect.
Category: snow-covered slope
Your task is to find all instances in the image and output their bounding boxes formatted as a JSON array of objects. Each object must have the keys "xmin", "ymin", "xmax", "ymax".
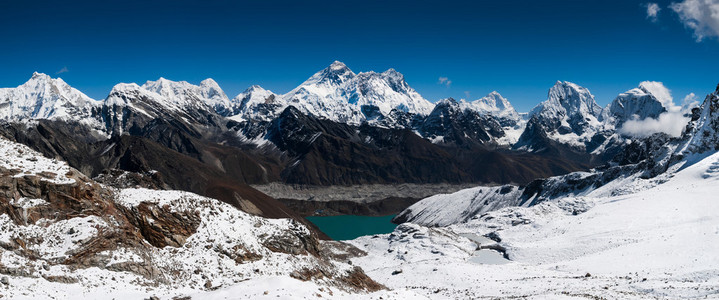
[
  {"xmin": 352, "ymin": 150, "xmax": 719, "ymax": 298},
  {"xmin": 394, "ymin": 184, "xmax": 523, "ymax": 226},
  {"xmin": 0, "ymin": 72, "xmax": 103, "ymax": 132}
]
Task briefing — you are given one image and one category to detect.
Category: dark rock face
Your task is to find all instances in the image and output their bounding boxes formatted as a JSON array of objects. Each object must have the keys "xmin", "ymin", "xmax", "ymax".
[
  {"xmin": 102, "ymin": 87, "xmax": 228, "ymax": 139},
  {"xmin": 93, "ymin": 169, "xmax": 168, "ymax": 190},
  {"xmin": 0, "ymin": 166, "xmax": 182, "ymax": 270},
  {"xmin": 261, "ymin": 219, "xmax": 321, "ymax": 256},
  {"xmin": 120, "ymin": 202, "xmax": 202, "ymax": 248},
  {"xmin": 416, "ymin": 99, "xmax": 505, "ymax": 147},
  {"xmin": 513, "ymin": 115, "xmax": 605, "ymax": 165},
  {"xmin": 262, "ymin": 106, "xmax": 588, "ymax": 186}
]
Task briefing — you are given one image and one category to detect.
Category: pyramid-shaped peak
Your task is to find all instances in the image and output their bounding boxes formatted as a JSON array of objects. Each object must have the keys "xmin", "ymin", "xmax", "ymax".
[
  {"xmin": 381, "ymin": 68, "xmax": 404, "ymax": 79},
  {"xmin": 329, "ymin": 60, "xmax": 348, "ymax": 70},
  {"xmin": 200, "ymin": 78, "xmax": 220, "ymax": 87},
  {"xmin": 241, "ymin": 85, "xmax": 269, "ymax": 93}
]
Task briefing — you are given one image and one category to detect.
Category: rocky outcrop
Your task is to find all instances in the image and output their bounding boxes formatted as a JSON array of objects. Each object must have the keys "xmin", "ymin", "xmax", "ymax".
[{"xmin": 0, "ymin": 140, "xmax": 384, "ymax": 296}]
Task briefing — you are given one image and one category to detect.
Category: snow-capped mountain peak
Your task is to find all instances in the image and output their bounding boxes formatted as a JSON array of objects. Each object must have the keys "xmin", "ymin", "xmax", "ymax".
[
  {"xmin": 515, "ymin": 81, "xmax": 605, "ymax": 152},
  {"xmin": 277, "ymin": 61, "xmax": 434, "ymax": 125},
  {"xmin": 301, "ymin": 60, "xmax": 356, "ymax": 87},
  {"xmin": 537, "ymin": 80, "xmax": 602, "ymax": 119},
  {"xmin": 466, "ymin": 91, "xmax": 520, "ymax": 125},
  {"xmin": 604, "ymin": 82, "xmax": 669, "ymax": 124},
  {"xmin": 0, "ymin": 72, "xmax": 100, "ymax": 124},
  {"xmin": 329, "ymin": 60, "xmax": 349, "ymax": 71},
  {"xmin": 141, "ymin": 77, "xmax": 231, "ymax": 114},
  {"xmin": 230, "ymin": 85, "xmax": 284, "ymax": 121}
]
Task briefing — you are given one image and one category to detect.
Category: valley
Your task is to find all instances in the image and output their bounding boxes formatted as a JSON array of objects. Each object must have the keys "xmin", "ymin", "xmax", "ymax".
[{"xmin": 255, "ymin": 183, "xmax": 476, "ymax": 216}]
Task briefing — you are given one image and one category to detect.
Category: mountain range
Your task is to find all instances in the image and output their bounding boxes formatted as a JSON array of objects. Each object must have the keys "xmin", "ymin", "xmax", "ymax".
[
  {"xmin": 0, "ymin": 62, "xmax": 718, "ymax": 298},
  {"xmin": 0, "ymin": 62, "xmax": 693, "ymax": 222}
]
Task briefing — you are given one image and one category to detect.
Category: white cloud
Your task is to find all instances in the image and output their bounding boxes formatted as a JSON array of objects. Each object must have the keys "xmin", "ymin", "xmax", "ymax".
[
  {"xmin": 640, "ymin": 81, "xmax": 675, "ymax": 110},
  {"xmin": 619, "ymin": 111, "xmax": 689, "ymax": 137},
  {"xmin": 670, "ymin": 0, "xmax": 719, "ymax": 41},
  {"xmin": 55, "ymin": 66, "xmax": 69, "ymax": 74},
  {"xmin": 645, "ymin": 3, "xmax": 661, "ymax": 22},
  {"xmin": 681, "ymin": 92, "xmax": 699, "ymax": 110},
  {"xmin": 438, "ymin": 77, "xmax": 452, "ymax": 87},
  {"xmin": 464, "ymin": 91, "xmax": 471, "ymax": 99}
]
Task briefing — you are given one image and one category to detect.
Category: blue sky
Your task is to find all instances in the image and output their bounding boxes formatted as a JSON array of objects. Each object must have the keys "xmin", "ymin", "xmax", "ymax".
[{"xmin": 1, "ymin": 0, "xmax": 717, "ymax": 112}]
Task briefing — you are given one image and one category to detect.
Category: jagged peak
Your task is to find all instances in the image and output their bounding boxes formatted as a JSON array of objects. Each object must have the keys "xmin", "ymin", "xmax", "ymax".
[
  {"xmin": 382, "ymin": 68, "xmax": 402, "ymax": 77},
  {"xmin": 143, "ymin": 77, "xmax": 192, "ymax": 89},
  {"xmin": 529, "ymin": 80, "xmax": 602, "ymax": 123},
  {"xmin": 23, "ymin": 72, "xmax": 68, "ymax": 87},
  {"xmin": 548, "ymin": 81, "xmax": 597, "ymax": 106},
  {"xmin": 436, "ymin": 97, "xmax": 459, "ymax": 106},
  {"xmin": 329, "ymin": 60, "xmax": 348, "ymax": 70},
  {"xmin": 31, "ymin": 71, "xmax": 51, "ymax": 80},
  {"xmin": 550, "ymin": 80, "xmax": 589, "ymax": 94}
]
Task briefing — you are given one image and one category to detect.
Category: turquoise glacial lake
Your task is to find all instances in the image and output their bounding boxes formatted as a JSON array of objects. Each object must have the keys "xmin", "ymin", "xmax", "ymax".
[{"xmin": 306, "ymin": 214, "xmax": 398, "ymax": 240}]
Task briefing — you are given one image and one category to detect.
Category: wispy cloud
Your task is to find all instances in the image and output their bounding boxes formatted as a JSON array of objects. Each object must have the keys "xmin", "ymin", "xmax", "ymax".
[
  {"xmin": 681, "ymin": 92, "xmax": 699, "ymax": 110},
  {"xmin": 464, "ymin": 91, "xmax": 471, "ymax": 99},
  {"xmin": 670, "ymin": 0, "xmax": 719, "ymax": 41},
  {"xmin": 645, "ymin": 3, "xmax": 661, "ymax": 22},
  {"xmin": 55, "ymin": 66, "xmax": 69, "ymax": 74},
  {"xmin": 437, "ymin": 76, "xmax": 452, "ymax": 87}
]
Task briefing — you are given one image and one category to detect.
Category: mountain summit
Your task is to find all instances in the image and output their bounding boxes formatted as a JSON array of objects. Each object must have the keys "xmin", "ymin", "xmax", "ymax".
[
  {"xmin": 233, "ymin": 61, "xmax": 434, "ymax": 126},
  {"xmin": 0, "ymin": 72, "xmax": 101, "ymax": 124}
]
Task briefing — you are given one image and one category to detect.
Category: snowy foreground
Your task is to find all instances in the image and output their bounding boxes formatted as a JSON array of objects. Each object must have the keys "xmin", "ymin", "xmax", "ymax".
[
  {"xmin": 0, "ymin": 137, "xmax": 416, "ymax": 299},
  {"xmin": 349, "ymin": 151, "xmax": 719, "ymax": 299},
  {"xmin": 2, "ymin": 132, "xmax": 719, "ymax": 299}
]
